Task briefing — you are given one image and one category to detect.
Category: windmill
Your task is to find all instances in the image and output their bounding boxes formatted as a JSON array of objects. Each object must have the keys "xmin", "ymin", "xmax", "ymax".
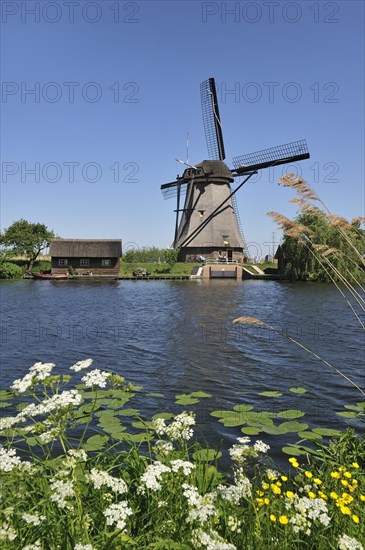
[{"xmin": 161, "ymin": 78, "xmax": 310, "ymax": 262}]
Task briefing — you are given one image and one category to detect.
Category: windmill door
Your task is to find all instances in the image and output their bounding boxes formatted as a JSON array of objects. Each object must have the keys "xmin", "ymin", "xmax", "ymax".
[{"xmin": 227, "ymin": 249, "xmax": 233, "ymax": 262}]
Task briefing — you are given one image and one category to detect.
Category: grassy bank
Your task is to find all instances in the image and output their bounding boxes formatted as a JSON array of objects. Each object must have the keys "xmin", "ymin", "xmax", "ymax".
[{"xmin": 119, "ymin": 262, "xmax": 200, "ymax": 277}]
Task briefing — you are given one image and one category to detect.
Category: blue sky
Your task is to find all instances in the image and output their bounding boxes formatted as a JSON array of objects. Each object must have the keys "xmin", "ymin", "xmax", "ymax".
[{"xmin": 1, "ymin": 0, "xmax": 364, "ymax": 258}]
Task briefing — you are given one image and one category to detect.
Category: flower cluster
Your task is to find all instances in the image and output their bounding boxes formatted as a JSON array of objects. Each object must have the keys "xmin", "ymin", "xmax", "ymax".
[
  {"xmin": 138, "ymin": 461, "xmax": 171, "ymax": 494},
  {"xmin": 81, "ymin": 369, "xmax": 110, "ymax": 388},
  {"xmin": 287, "ymin": 496, "xmax": 331, "ymax": 535},
  {"xmin": 88, "ymin": 468, "xmax": 128, "ymax": 494},
  {"xmin": 103, "ymin": 501, "xmax": 132, "ymax": 532},
  {"xmin": 70, "ymin": 358, "xmax": 93, "ymax": 372},
  {"xmin": 229, "ymin": 436, "xmax": 270, "ymax": 464},
  {"xmin": 183, "ymin": 484, "xmax": 217, "ymax": 523},
  {"xmin": 338, "ymin": 534, "xmax": 364, "ymax": 550},
  {"xmin": 0, "ymin": 446, "xmax": 31, "ymax": 472},
  {"xmin": 152, "ymin": 411, "xmax": 196, "ymax": 441},
  {"xmin": 170, "ymin": 459, "xmax": 195, "ymax": 475},
  {"xmin": 49, "ymin": 478, "xmax": 74, "ymax": 509},
  {"xmin": 192, "ymin": 528, "xmax": 237, "ymax": 549},
  {"xmin": 217, "ymin": 468, "xmax": 252, "ymax": 505},
  {"xmin": 22, "ymin": 513, "xmax": 46, "ymax": 526},
  {"xmin": 11, "ymin": 362, "xmax": 55, "ymax": 393}
]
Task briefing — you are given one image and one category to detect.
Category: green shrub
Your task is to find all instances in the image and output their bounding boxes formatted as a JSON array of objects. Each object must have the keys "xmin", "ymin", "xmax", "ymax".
[{"xmin": 0, "ymin": 261, "xmax": 23, "ymax": 279}]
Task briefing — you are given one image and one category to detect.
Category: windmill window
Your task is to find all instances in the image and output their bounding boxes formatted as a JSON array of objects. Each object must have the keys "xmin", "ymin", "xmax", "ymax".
[
  {"xmin": 80, "ymin": 259, "xmax": 90, "ymax": 267},
  {"xmin": 58, "ymin": 259, "xmax": 68, "ymax": 266},
  {"xmin": 198, "ymin": 210, "xmax": 205, "ymax": 218},
  {"xmin": 101, "ymin": 259, "xmax": 111, "ymax": 267}
]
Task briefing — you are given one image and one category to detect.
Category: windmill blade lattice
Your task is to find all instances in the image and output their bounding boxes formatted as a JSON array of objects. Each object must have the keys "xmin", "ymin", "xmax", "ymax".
[
  {"xmin": 200, "ymin": 78, "xmax": 226, "ymax": 161},
  {"xmin": 232, "ymin": 140, "xmax": 309, "ymax": 174}
]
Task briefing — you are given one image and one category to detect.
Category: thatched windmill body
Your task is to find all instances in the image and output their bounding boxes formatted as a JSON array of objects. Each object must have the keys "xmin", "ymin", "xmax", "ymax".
[{"xmin": 161, "ymin": 78, "xmax": 310, "ymax": 262}]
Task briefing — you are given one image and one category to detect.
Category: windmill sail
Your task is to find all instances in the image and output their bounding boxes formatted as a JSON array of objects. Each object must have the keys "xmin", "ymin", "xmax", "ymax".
[{"xmin": 200, "ymin": 78, "xmax": 225, "ymax": 161}]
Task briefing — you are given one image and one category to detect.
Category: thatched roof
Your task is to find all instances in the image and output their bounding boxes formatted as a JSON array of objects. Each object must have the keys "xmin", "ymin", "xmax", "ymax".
[{"xmin": 50, "ymin": 239, "xmax": 121, "ymax": 258}]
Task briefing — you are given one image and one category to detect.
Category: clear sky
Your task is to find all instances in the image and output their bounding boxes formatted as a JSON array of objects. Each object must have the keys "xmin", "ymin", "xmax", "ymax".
[{"xmin": 1, "ymin": 0, "xmax": 364, "ymax": 258}]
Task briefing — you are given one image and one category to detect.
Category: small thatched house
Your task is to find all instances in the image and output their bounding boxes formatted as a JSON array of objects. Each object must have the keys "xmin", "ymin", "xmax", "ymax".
[{"xmin": 50, "ymin": 239, "xmax": 121, "ymax": 276}]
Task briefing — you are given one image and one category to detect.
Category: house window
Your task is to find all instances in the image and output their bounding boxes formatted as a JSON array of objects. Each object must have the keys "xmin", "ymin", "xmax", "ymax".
[
  {"xmin": 58, "ymin": 259, "xmax": 68, "ymax": 266},
  {"xmin": 101, "ymin": 259, "xmax": 111, "ymax": 267},
  {"xmin": 80, "ymin": 259, "xmax": 90, "ymax": 267}
]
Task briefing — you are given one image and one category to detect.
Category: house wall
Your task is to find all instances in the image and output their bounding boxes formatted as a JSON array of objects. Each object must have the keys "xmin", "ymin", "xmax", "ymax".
[{"xmin": 51, "ymin": 257, "xmax": 120, "ymax": 276}]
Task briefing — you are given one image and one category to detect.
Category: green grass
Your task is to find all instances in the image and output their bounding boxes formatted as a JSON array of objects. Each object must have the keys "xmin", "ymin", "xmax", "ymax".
[{"xmin": 119, "ymin": 262, "xmax": 200, "ymax": 277}]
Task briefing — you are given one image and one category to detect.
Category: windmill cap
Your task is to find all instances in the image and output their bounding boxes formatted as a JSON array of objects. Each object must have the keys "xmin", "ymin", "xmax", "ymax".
[{"xmin": 183, "ymin": 160, "xmax": 234, "ymax": 183}]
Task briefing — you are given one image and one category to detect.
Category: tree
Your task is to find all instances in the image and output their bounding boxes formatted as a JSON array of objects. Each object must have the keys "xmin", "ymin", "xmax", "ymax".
[
  {"xmin": 162, "ymin": 248, "xmax": 179, "ymax": 271},
  {"xmin": 1, "ymin": 219, "xmax": 55, "ymax": 271},
  {"xmin": 280, "ymin": 213, "xmax": 365, "ymax": 282}
]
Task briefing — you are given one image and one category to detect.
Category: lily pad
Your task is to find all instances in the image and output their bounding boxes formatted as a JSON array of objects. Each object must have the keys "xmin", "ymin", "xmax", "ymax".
[
  {"xmin": 259, "ymin": 391, "xmax": 283, "ymax": 397},
  {"xmin": 282, "ymin": 445, "xmax": 303, "ymax": 456},
  {"xmin": 297, "ymin": 431, "xmax": 323, "ymax": 440},
  {"xmin": 241, "ymin": 426, "xmax": 262, "ymax": 435},
  {"xmin": 312, "ymin": 428, "xmax": 341, "ymax": 437},
  {"xmin": 0, "ymin": 390, "xmax": 12, "ymax": 400},
  {"xmin": 117, "ymin": 409, "xmax": 140, "ymax": 417},
  {"xmin": 0, "ymin": 402, "xmax": 11, "ymax": 409},
  {"xmin": 289, "ymin": 387, "xmax": 308, "ymax": 394},
  {"xmin": 233, "ymin": 404, "xmax": 254, "ymax": 412},
  {"xmin": 278, "ymin": 421, "xmax": 309, "ymax": 433},
  {"xmin": 190, "ymin": 391, "xmax": 212, "ymax": 398},
  {"xmin": 175, "ymin": 397, "xmax": 200, "ymax": 405},
  {"xmin": 145, "ymin": 393, "xmax": 164, "ymax": 398},
  {"xmin": 193, "ymin": 449, "xmax": 222, "ymax": 462},
  {"xmin": 83, "ymin": 434, "xmax": 109, "ymax": 451},
  {"xmin": 336, "ymin": 411, "xmax": 358, "ymax": 419},
  {"xmin": 277, "ymin": 410, "xmax": 305, "ymax": 419}
]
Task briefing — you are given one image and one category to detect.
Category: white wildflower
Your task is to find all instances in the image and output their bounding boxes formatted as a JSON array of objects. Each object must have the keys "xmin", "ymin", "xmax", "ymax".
[
  {"xmin": 29, "ymin": 362, "xmax": 55, "ymax": 381},
  {"xmin": 138, "ymin": 461, "xmax": 171, "ymax": 494},
  {"xmin": 166, "ymin": 411, "xmax": 196, "ymax": 441},
  {"xmin": 0, "ymin": 447, "xmax": 22, "ymax": 471},
  {"xmin": 227, "ymin": 515, "xmax": 242, "ymax": 533},
  {"xmin": 49, "ymin": 478, "xmax": 74, "ymax": 509},
  {"xmin": 39, "ymin": 429, "xmax": 58, "ymax": 444},
  {"xmin": 153, "ymin": 440, "xmax": 174, "ymax": 456},
  {"xmin": 68, "ymin": 449, "xmax": 88, "ymax": 462},
  {"xmin": 22, "ymin": 513, "xmax": 46, "ymax": 526},
  {"xmin": 253, "ymin": 440, "xmax": 270, "ymax": 453},
  {"xmin": 170, "ymin": 459, "xmax": 195, "ymax": 475},
  {"xmin": 266, "ymin": 469, "xmax": 279, "ymax": 480},
  {"xmin": 70, "ymin": 359, "xmax": 93, "ymax": 372},
  {"xmin": 22, "ymin": 543, "xmax": 42, "ymax": 550},
  {"xmin": 11, "ymin": 372, "xmax": 34, "ymax": 393},
  {"xmin": 338, "ymin": 534, "xmax": 364, "ymax": 550},
  {"xmin": 287, "ymin": 495, "xmax": 331, "ymax": 534},
  {"xmin": 0, "ymin": 415, "xmax": 23, "ymax": 431},
  {"xmin": 192, "ymin": 528, "xmax": 236, "ymax": 549},
  {"xmin": 217, "ymin": 471, "xmax": 252, "ymax": 505},
  {"xmin": 81, "ymin": 369, "xmax": 110, "ymax": 388},
  {"xmin": 0, "ymin": 522, "xmax": 17, "ymax": 541},
  {"xmin": 228, "ymin": 437, "xmax": 251, "ymax": 463},
  {"xmin": 183, "ymin": 484, "xmax": 216, "ymax": 523},
  {"xmin": 88, "ymin": 468, "xmax": 128, "ymax": 494},
  {"xmin": 152, "ymin": 418, "xmax": 166, "ymax": 436},
  {"xmin": 104, "ymin": 501, "xmax": 132, "ymax": 532},
  {"xmin": 74, "ymin": 545, "xmax": 95, "ymax": 550}
]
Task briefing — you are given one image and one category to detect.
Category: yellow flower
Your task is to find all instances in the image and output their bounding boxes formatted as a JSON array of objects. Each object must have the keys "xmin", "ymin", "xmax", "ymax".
[
  {"xmin": 289, "ymin": 458, "xmax": 299, "ymax": 468},
  {"xmin": 314, "ymin": 478, "xmax": 322, "ymax": 485},
  {"xmin": 270, "ymin": 514, "xmax": 276, "ymax": 522},
  {"xmin": 304, "ymin": 471, "xmax": 313, "ymax": 478},
  {"xmin": 264, "ymin": 497, "xmax": 270, "ymax": 505},
  {"xmin": 342, "ymin": 493, "xmax": 354, "ymax": 504},
  {"xmin": 330, "ymin": 492, "xmax": 338, "ymax": 500},
  {"xmin": 331, "ymin": 471, "xmax": 340, "ymax": 479},
  {"xmin": 262, "ymin": 483, "xmax": 270, "ymax": 490},
  {"xmin": 344, "ymin": 471, "xmax": 352, "ymax": 479},
  {"xmin": 256, "ymin": 498, "xmax": 264, "ymax": 507},
  {"xmin": 308, "ymin": 492, "xmax": 316, "ymax": 499},
  {"xmin": 256, "ymin": 490, "xmax": 264, "ymax": 496},
  {"xmin": 360, "ymin": 495, "xmax": 365, "ymax": 502},
  {"xmin": 352, "ymin": 515, "xmax": 360, "ymax": 524},
  {"xmin": 341, "ymin": 479, "xmax": 349, "ymax": 487},
  {"xmin": 340, "ymin": 506, "xmax": 351, "ymax": 515},
  {"xmin": 276, "ymin": 481, "xmax": 282, "ymax": 487},
  {"xmin": 352, "ymin": 462, "xmax": 359, "ymax": 469},
  {"xmin": 279, "ymin": 515, "xmax": 289, "ymax": 525},
  {"xmin": 286, "ymin": 491, "xmax": 294, "ymax": 498},
  {"xmin": 271, "ymin": 485, "xmax": 281, "ymax": 495},
  {"xmin": 281, "ymin": 475, "xmax": 288, "ymax": 482},
  {"xmin": 318, "ymin": 491, "xmax": 328, "ymax": 500}
]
